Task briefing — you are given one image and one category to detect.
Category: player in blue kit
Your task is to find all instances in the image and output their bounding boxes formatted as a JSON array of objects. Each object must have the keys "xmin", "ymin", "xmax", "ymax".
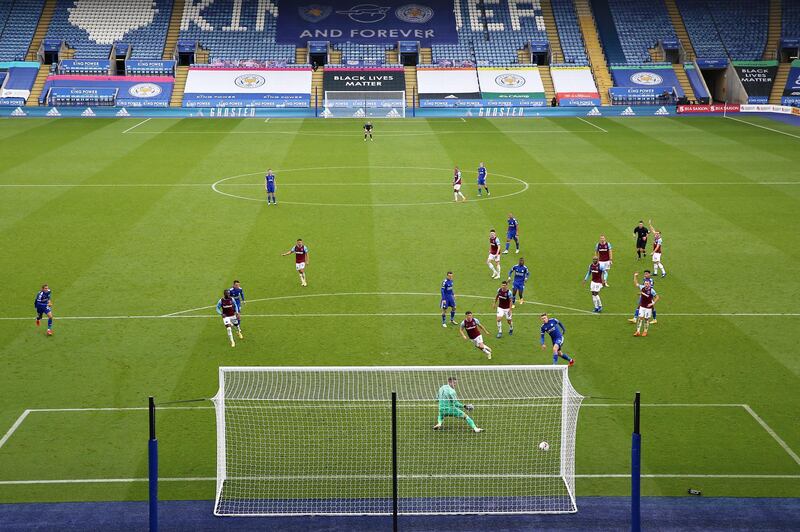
[
  {"xmin": 540, "ymin": 313, "xmax": 574, "ymax": 366},
  {"xmin": 503, "ymin": 213, "xmax": 520, "ymax": 254},
  {"xmin": 34, "ymin": 284, "xmax": 54, "ymax": 336},
  {"xmin": 477, "ymin": 162, "xmax": 490, "ymax": 197},
  {"xmin": 229, "ymin": 280, "xmax": 245, "ymax": 320},
  {"xmin": 507, "ymin": 258, "xmax": 529, "ymax": 305},
  {"xmin": 265, "ymin": 169, "xmax": 276, "ymax": 205},
  {"xmin": 440, "ymin": 271, "xmax": 457, "ymax": 328}
]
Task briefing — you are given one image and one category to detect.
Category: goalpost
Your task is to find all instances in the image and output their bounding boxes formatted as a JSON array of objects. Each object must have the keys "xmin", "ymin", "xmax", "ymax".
[
  {"xmin": 322, "ymin": 90, "xmax": 406, "ymax": 118},
  {"xmin": 212, "ymin": 365, "xmax": 583, "ymax": 516}
]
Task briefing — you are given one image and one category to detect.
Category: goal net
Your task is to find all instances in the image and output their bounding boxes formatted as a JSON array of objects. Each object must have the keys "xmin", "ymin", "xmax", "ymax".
[
  {"xmin": 322, "ymin": 90, "xmax": 406, "ymax": 118},
  {"xmin": 212, "ymin": 365, "xmax": 583, "ymax": 516}
]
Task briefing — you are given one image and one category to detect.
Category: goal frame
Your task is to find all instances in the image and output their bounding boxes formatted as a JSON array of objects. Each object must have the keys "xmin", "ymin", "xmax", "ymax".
[
  {"xmin": 212, "ymin": 365, "xmax": 581, "ymax": 517},
  {"xmin": 322, "ymin": 90, "xmax": 406, "ymax": 118}
]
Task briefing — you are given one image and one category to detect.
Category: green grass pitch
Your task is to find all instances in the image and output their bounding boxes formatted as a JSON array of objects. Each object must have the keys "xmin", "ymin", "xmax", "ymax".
[{"xmin": 0, "ymin": 116, "xmax": 798, "ymax": 505}]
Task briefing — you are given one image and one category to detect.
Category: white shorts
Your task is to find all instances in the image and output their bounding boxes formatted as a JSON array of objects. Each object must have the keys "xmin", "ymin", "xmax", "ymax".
[
  {"xmin": 652, "ymin": 252, "xmax": 662, "ymax": 263},
  {"xmin": 223, "ymin": 315, "xmax": 238, "ymax": 327},
  {"xmin": 590, "ymin": 281, "xmax": 603, "ymax": 292},
  {"xmin": 471, "ymin": 335, "xmax": 484, "ymax": 347},
  {"xmin": 487, "ymin": 253, "xmax": 500, "ymax": 262},
  {"xmin": 638, "ymin": 307, "xmax": 652, "ymax": 320},
  {"xmin": 453, "ymin": 184, "xmax": 461, "ymax": 192},
  {"xmin": 599, "ymin": 260, "xmax": 611, "ymax": 270},
  {"xmin": 295, "ymin": 262, "xmax": 305, "ymax": 271},
  {"xmin": 496, "ymin": 307, "xmax": 512, "ymax": 319}
]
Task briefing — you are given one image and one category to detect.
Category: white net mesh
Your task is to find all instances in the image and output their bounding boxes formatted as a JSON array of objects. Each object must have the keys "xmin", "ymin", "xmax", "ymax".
[
  {"xmin": 213, "ymin": 366, "xmax": 583, "ymax": 516},
  {"xmin": 322, "ymin": 90, "xmax": 405, "ymax": 118}
]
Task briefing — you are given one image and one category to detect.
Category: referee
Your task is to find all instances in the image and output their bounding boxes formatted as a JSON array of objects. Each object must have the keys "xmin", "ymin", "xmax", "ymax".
[
  {"xmin": 633, "ymin": 220, "xmax": 649, "ymax": 260},
  {"xmin": 363, "ymin": 121, "xmax": 373, "ymax": 141}
]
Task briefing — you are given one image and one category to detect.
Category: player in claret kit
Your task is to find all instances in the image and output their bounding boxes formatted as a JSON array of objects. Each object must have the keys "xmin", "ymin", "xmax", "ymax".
[
  {"xmin": 540, "ymin": 313, "xmax": 574, "ymax": 366},
  {"xmin": 493, "ymin": 280, "xmax": 514, "ymax": 338},
  {"xmin": 34, "ymin": 284, "xmax": 54, "ymax": 336},
  {"xmin": 440, "ymin": 271, "xmax": 457, "ymax": 327},
  {"xmin": 582, "ymin": 256, "xmax": 606, "ymax": 313},
  {"xmin": 265, "ymin": 169, "xmax": 277, "ymax": 205},
  {"xmin": 595, "ymin": 235, "xmax": 612, "ymax": 286},
  {"xmin": 216, "ymin": 289, "xmax": 242, "ymax": 347},
  {"xmin": 432, "ymin": 377, "xmax": 483, "ymax": 433},
  {"xmin": 477, "ymin": 162, "xmax": 490, "ymax": 197},
  {"xmin": 507, "ymin": 257, "xmax": 530, "ymax": 306},
  {"xmin": 487, "ymin": 229, "xmax": 501, "ymax": 279},
  {"xmin": 459, "ymin": 311, "xmax": 493, "ymax": 359},
  {"xmin": 503, "ymin": 213, "xmax": 520, "ymax": 254},
  {"xmin": 282, "ymin": 239, "xmax": 309, "ymax": 286},
  {"xmin": 649, "ymin": 220, "xmax": 667, "ymax": 277},
  {"xmin": 628, "ymin": 270, "xmax": 658, "ymax": 324},
  {"xmin": 633, "ymin": 273, "xmax": 660, "ymax": 337},
  {"xmin": 453, "ymin": 166, "xmax": 466, "ymax": 202}
]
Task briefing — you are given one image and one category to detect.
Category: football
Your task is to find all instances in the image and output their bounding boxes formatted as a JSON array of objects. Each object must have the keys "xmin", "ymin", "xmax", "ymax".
[{"xmin": 538, "ymin": 441, "xmax": 550, "ymax": 451}]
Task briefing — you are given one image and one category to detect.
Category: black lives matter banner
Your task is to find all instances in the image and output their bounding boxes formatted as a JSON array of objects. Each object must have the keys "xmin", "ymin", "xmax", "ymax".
[
  {"xmin": 733, "ymin": 61, "xmax": 779, "ymax": 104},
  {"xmin": 323, "ymin": 68, "xmax": 406, "ymax": 91}
]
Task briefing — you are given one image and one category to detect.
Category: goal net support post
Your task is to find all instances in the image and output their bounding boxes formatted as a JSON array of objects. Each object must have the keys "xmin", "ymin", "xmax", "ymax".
[
  {"xmin": 212, "ymin": 365, "xmax": 583, "ymax": 516},
  {"xmin": 322, "ymin": 91, "xmax": 406, "ymax": 118}
]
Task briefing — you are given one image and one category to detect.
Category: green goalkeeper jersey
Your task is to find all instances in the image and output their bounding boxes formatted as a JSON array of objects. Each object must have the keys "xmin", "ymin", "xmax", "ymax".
[{"xmin": 437, "ymin": 384, "xmax": 463, "ymax": 410}]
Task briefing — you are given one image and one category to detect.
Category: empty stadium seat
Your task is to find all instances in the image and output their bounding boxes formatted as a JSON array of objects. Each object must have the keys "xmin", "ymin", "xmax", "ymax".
[
  {"xmin": 677, "ymin": 0, "xmax": 768, "ymax": 60},
  {"xmin": 551, "ymin": 0, "xmax": 589, "ymax": 64},
  {"xmin": 607, "ymin": 0, "xmax": 676, "ymax": 63},
  {"xmin": 0, "ymin": 0, "xmax": 45, "ymax": 61},
  {"xmin": 783, "ymin": 1, "xmax": 800, "ymax": 39}
]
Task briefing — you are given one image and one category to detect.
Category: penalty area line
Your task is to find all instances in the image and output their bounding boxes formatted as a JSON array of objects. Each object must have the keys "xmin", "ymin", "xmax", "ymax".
[
  {"xmin": 0, "ymin": 410, "xmax": 30, "ymax": 450},
  {"xmin": 121, "ymin": 118, "xmax": 151, "ymax": 134},
  {"xmin": 743, "ymin": 405, "xmax": 800, "ymax": 466},
  {"xmin": 723, "ymin": 115, "xmax": 800, "ymax": 140},
  {"xmin": 576, "ymin": 116, "xmax": 608, "ymax": 133}
]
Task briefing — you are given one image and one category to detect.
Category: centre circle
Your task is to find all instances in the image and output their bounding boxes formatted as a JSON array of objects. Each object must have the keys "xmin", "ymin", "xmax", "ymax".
[{"xmin": 211, "ymin": 166, "xmax": 529, "ymax": 207}]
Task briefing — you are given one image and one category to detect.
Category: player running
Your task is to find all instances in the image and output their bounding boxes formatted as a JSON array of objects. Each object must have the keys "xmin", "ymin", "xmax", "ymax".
[
  {"xmin": 265, "ymin": 169, "xmax": 277, "ymax": 205},
  {"xmin": 487, "ymin": 229, "xmax": 501, "ymax": 279},
  {"xmin": 540, "ymin": 313, "xmax": 574, "ymax": 366},
  {"xmin": 282, "ymin": 239, "xmax": 309, "ymax": 286},
  {"xmin": 582, "ymin": 256, "xmax": 606, "ymax": 313},
  {"xmin": 628, "ymin": 270, "xmax": 658, "ymax": 324},
  {"xmin": 503, "ymin": 213, "xmax": 520, "ymax": 254},
  {"xmin": 363, "ymin": 121, "xmax": 373, "ymax": 141},
  {"xmin": 453, "ymin": 166, "xmax": 466, "ymax": 202},
  {"xmin": 633, "ymin": 220, "xmax": 649, "ymax": 260},
  {"xmin": 459, "ymin": 311, "xmax": 493, "ymax": 359},
  {"xmin": 477, "ymin": 162, "xmax": 490, "ymax": 197},
  {"xmin": 595, "ymin": 235, "xmax": 612, "ymax": 286},
  {"xmin": 433, "ymin": 377, "xmax": 483, "ymax": 433},
  {"xmin": 493, "ymin": 280, "xmax": 513, "ymax": 338},
  {"xmin": 216, "ymin": 289, "xmax": 242, "ymax": 347},
  {"xmin": 633, "ymin": 274, "xmax": 659, "ymax": 337},
  {"xmin": 34, "ymin": 284, "xmax": 54, "ymax": 336},
  {"xmin": 507, "ymin": 257, "xmax": 530, "ymax": 305},
  {"xmin": 649, "ymin": 220, "xmax": 666, "ymax": 277},
  {"xmin": 440, "ymin": 271, "xmax": 457, "ymax": 327},
  {"xmin": 229, "ymin": 280, "xmax": 245, "ymax": 319}
]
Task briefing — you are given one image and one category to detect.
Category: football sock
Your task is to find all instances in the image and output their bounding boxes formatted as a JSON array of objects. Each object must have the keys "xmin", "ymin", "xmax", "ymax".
[
  {"xmin": 485, "ymin": 187, "xmax": 489, "ymax": 194},
  {"xmin": 482, "ymin": 346, "xmax": 491, "ymax": 355},
  {"xmin": 487, "ymin": 263, "xmax": 495, "ymax": 273},
  {"xmin": 226, "ymin": 328, "xmax": 234, "ymax": 342},
  {"xmin": 560, "ymin": 353, "xmax": 572, "ymax": 362},
  {"xmin": 466, "ymin": 417, "xmax": 477, "ymax": 430},
  {"xmin": 596, "ymin": 296, "xmax": 602, "ymax": 308},
  {"xmin": 48, "ymin": 317, "xmax": 52, "ymax": 328},
  {"xmin": 515, "ymin": 238, "xmax": 519, "ymax": 250},
  {"xmin": 603, "ymin": 270, "xmax": 609, "ymax": 282},
  {"xmin": 454, "ymin": 192, "xmax": 458, "ymax": 201},
  {"xmin": 637, "ymin": 250, "xmax": 641, "ymax": 258},
  {"xmin": 652, "ymin": 308, "xmax": 657, "ymax": 318},
  {"xmin": 478, "ymin": 189, "xmax": 482, "ymax": 196},
  {"xmin": 552, "ymin": 354, "xmax": 558, "ymax": 365},
  {"xmin": 505, "ymin": 242, "xmax": 510, "ymax": 251},
  {"xmin": 441, "ymin": 314, "xmax": 446, "ymax": 324},
  {"xmin": 497, "ymin": 322, "xmax": 502, "ymax": 333},
  {"xmin": 450, "ymin": 310, "xmax": 455, "ymax": 321},
  {"xmin": 660, "ymin": 265, "xmax": 666, "ymax": 275},
  {"xmin": 437, "ymin": 414, "xmax": 444, "ymax": 424},
  {"xmin": 633, "ymin": 308, "xmax": 639, "ymax": 318}
]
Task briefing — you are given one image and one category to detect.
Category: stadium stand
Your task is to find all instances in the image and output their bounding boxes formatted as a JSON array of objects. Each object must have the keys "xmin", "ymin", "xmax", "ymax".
[
  {"xmin": 574, "ymin": 0, "xmax": 612, "ymax": 104},
  {"xmin": 178, "ymin": 0, "xmax": 295, "ymax": 63},
  {"xmin": 676, "ymin": 0, "xmax": 768, "ymax": 60},
  {"xmin": 588, "ymin": 0, "xmax": 625, "ymax": 64},
  {"xmin": 551, "ymin": 0, "xmax": 589, "ymax": 64},
  {"xmin": 0, "ymin": 0, "xmax": 45, "ymax": 61},
  {"xmin": 784, "ymin": 0, "xmax": 800, "ymax": 39},
  {"xmin": 44, "ymin": 0, "xmax": 172, "ymax": 59},
  {"xmin": 607, "ymin": 0, "xmax": 676, "ymax": 63},
  {"xmin": 663, "ymin": 0, "xmax": 696, "ymax": 59}
]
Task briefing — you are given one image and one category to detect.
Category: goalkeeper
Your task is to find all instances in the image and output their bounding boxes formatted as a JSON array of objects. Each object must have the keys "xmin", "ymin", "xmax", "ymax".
[{"xmin": 433, "ymin": 377, "xmax": 483, "ymax": 433}]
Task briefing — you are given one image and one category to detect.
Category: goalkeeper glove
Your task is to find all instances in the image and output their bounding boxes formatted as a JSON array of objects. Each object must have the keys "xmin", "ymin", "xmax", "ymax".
[{"xmin": 465, "ymin": 404, "xmax": 474, "ymax": 411}]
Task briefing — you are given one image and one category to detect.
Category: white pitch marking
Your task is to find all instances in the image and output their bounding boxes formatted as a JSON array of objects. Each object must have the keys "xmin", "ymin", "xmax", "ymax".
[
  {"xmin": 743, "ymin": 404, "xmax": 800, "ymax": 466},
  {"xmin": 121, "ymin": 118, "xmax": 151, "ymax": 134},
  {"xmin": 460, "ymin": 117, "xmax": 466, "ymax": 123},
  {"xmin": 724, "ymin": 115, "xmax": 800, "ymax": 140},
  {"xmin": 124, "ymin": 129, "xmax": 600, "ymax": 137},
  {"xmin": 264, "ymin": 118, "xmax": 270, "ymax": 123},
  {"xmin": 576, "ymin": 116, "xmax": 608, "ymax": 133},
  {"xmin": 2, "ymin": 182, "xmax": 799, "ymax": 188},
  {"xmin": 0, "ymin": 410, "xmax": 30, "ymax": 450}
]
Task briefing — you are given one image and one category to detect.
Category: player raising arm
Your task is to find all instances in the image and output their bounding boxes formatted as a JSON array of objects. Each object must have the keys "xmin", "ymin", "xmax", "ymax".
[
  {"xmin": 633, "ymin": 274, "xmax": 659, "ymax": 337},
  {"xmin": 34, "ymin": 284, "xmax": 54, "ymax": 336},
  {"xmin": 282, "ymin": 239, "xmax": 309, "ymax": 286},
  {"xmin": 504, "ymin": 213, "xmax": 520, "ymax": 254},
  {"xmin": 453, "ymin": 166, "xmax": 466, "ymax": 202},
  {"xmin": 216, "ymin": 289, "xmax": 242, "ymax": 347},
  {"xmin": 459, "ymin": 311, "xmax": 493, "ymax": 359},
  {"xmin": 628, "ymin": 270, "xmax": 657, "ymax": 324},
  {"xmin": 540, "ymin": 313, "xmax": 574, "ymax": 366},
  {"xmin": 649, "ymin": 220, "xmax": 666, "ymax": 277},
  {"xmin": 487, "ymin": 229, "xmax": 501, "ymax": 279},
  {"xmin": 582, "ymin": 256, "xmax": 606, "ymax": 313},
  {"xmin": 493, "ymin": 280, "xmax": 513, "ymax": 338},
  {"xmin": 477, "ymin": 162, "xmax": 490, "ymax": 197},
  {"xmin": 433, "ymin": 377, "xmax": 483, "ymax": 433},
  {"xmin": 440, "ymin": 271, "xmax": 457, "ymax": 327},
  {"xmin": 507, "ymin": 257, "xmax": 530, "ymax": 305}
]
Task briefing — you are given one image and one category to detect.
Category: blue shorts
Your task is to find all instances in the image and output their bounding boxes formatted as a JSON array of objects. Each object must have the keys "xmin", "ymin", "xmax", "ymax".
[
  {"xmin": 512, "ymin": 283, "xmax": 525, "ymax": 293},
  {"xmin": 441, "ymin": 297, "xmax": 456, "ymax": 309},
  {"xmin": 35, "ymin": 304, "xmax": 50, "ymax": 316},
  {"xmin": 477, "ymin": 178, "xmax": 486, "ymax": 185},
  {"xmin": 507, "ymin": 231, "xmax": 517, "ymax": 240},
  {"xmin": 552, "ymin": 336, "xmax": 564, "ymax": 348},
  {"xmin": 266, "ymin": 184, "xmax": 275, "ymax": 193}
]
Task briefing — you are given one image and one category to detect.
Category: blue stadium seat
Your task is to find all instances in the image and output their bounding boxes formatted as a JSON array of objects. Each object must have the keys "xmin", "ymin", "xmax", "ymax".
[
  {"xmin": 0, "ymin": 0, "xmax": 45, "ymax": 61},
  {"xmin": 551, "ymin": 0, "xmax": 588, "ymax": 64},
  {"xmin": 607, "ymin": 0, "xmax": 676, "ymax": 63},
  {"xmin": 783, "ymin": 0, "xmax": 800, "ymax": 39},
  {"xmin": 677, "ymin": 0, "xmax": 768, "ymax": 60}
]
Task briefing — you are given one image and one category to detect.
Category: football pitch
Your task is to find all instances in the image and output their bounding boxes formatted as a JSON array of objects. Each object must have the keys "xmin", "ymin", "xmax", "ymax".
[{"xmin": 0, "ymin": 115, "xmax": 799, "ymax": 507}]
